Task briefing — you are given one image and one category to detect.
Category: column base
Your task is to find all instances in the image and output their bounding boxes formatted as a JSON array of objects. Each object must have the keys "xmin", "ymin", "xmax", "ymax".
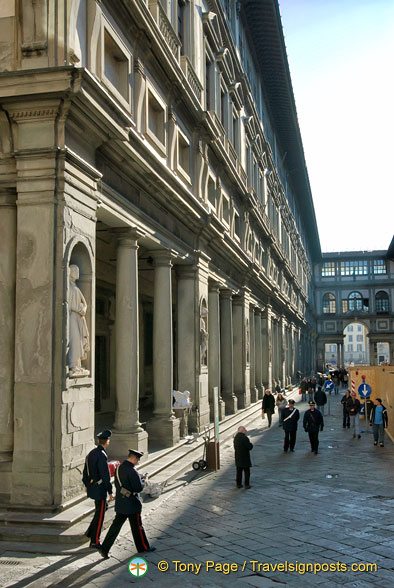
[
  {"xmin": 235, "ymin": 390, "xmax": 251, "ymax": 409},
  {"xmin": 108, "ymin": 430, "xmax": 149, "ymax": 461},
  {"xmin": 250, "ymin": 386, "xmax": 258, "ymax": 403},
  {"xmin": 147, "ymin": 416, "xmax": 180, "ymax": 448},
  {"xmin": 219, "ymin": 399, "xmax": 226, "ymax": 421},
  {"xmin": 257, "ymin": 384, "xmax": 265, "ymax": 399},
  {"xmin": 223, "ymin": 395, "xmax": 237, "ymax": 415}
]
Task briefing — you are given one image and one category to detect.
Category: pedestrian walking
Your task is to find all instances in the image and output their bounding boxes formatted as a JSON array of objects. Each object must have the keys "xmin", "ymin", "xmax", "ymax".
[
  {"xmin": 333, "ymin": 374, "xmax": 340, "ymax": 395},
  {"xmin": 346, "ymin": 391, "xmax": 361, "ymax": 438},
  {"xmin": 341, "ymin": 389, "xmax": 351, "ymax": 428},
  {"xmin": 282, "ymin": 399, "xmax": 300, "ymax": 452},
  {"xmin": 307, "ymin": 378, "xmax": 314, "ymax": 402},
  {"xmin": 314, "ymin": 386, "xmax": 327, "ymax": 416},
  {"xmin": 99, "ymin": 449, "xmax": 155, "ymax": 559},
  {"xmin": 262, "ymin": 389, "xmax": 275, "ymax": 427},
  {"xmin": 276, "ymin": 393, "xmax": 287, "ymax": 426},
  {"xmin": 82, "ymin": 429, "xmax": 114, "ymax": 549},
  {"xmin": 275, "ymin": 382, "xmax": 281, "ymax": 395},
  {"xmin": 303, "ymin": 401, "xmax": 324, "ymax": 454},
  {"xmin": 369, "ymin": 398, "xmax": 388, "ymax": 447},
  {"xmin": 234, "ymin": 426, "xmax": 253, "ymax": 489},
  {"xmin": 300, "ymin": 377, "xmax": 307, "ymax": 402},
  {"xmin": 343, "ymin": 371, "xmax": 349, "ymax": 389}
]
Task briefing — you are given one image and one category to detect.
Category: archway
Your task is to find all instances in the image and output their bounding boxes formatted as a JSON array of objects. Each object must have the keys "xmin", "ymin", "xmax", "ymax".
[{"xmin": 343, "ymin": 321, "xmax": 369, "ymax": 366}]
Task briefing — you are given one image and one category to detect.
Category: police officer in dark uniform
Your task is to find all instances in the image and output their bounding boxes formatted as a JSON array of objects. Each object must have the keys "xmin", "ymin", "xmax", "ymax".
[
  {"xmin": 282, "ymin": 399, "xmax": 300, "ymax": 452},
  {"xmin": 303, "ymin": 401, "xmax": 324, "ymax": 454},
  {"xmin": 82, "ymin": 429, "xmax": 113, "ymax": 548},
  {"xmin": 99, "ymin": 449, "xmax": 155, "ymax": 559}
]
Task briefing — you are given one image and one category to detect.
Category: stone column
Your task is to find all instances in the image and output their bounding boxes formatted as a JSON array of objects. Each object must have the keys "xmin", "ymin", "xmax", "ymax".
[
  {"xmin": 0, "ymin": 187, "xmax": 16, "ymax": 466},
  {"xmin": 255, "ymin": 308, "xmax": 264, "ymax": 397},
  {"xmin": 280, "ymin": 315, "xmax": 287, "ymax": 387},
  {"xmin": 340, "ymin": 342, "xmax": 345, "ymax": 368},
  {"xmin": 290, "ymin": 323, "xmax": 296, "ymax": 383},
  {"xmin": 148, "ymin": 251, "xmax": 179, "ymax": 446},
  {"xmin": 220, "ymin": 289, "xmax": 237, "ymax": 414},
  {"xmin": 232, "ymin": 291, "xmax": 251, "ymax": 409},
  {"xmin": 249, "ymin": 305, "xmax": 257, "ymax": 402},
  {"xmin": 110, "ymin": 229, "xmax": 148, "ymax": 457},
  {"xmin": 261, "ymin": 304, "xmax": 272, "ymax": 392},
  {"xmin": 208, "ymin": 283, "xmax": 225, "ymax": 420}
]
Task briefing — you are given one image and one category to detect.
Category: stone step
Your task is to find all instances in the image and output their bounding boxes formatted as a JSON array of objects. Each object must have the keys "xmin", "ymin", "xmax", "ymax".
[{"xmin": 0, "ymin": 394, "xmax": 290, "ymax": 551}]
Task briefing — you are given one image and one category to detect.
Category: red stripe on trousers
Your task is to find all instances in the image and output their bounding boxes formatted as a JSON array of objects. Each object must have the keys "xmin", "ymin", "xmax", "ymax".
[
  {"xmin": 96, "ymin": 500, "xmax": 105, "ymax": 544},
  {"xmin": 137, "ymin": 513, "xmax": 148, "ymax": 551}
]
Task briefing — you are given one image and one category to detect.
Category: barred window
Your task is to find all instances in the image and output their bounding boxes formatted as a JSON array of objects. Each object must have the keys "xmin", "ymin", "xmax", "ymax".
[
  {"xmin": 321, "ymin": 262, "xmax": 335, "ymax": 277},
  {"xmin": 373, "ymin": 259, "xmax": 386, "ymax": 274},
  {"xmin": 340, "ymin": 260, "xmax": 368, "ymax": 276},
  {"xmin": 375, "ymin": 291, "xmax": 389, "ymax": 313},
  {"xmin": 322, "ymin": 293, "xmax": 336, "ymax": 314}
]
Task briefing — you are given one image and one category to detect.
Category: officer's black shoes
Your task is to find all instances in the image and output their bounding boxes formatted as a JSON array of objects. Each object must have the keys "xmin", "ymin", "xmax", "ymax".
[
  {"xmin": 314, "ymin": 450, "xmax": 318, "ymax": 455},
  {"xmin": 99, "ymin": 549, "xmax": 110, "ymax": 559},
  {"xmin": 89, "ymin": 542, "xmax": 102, "ymax": 549},
  {"xmin": 357, "ymin": 434, "xmax": 361, "ymax": 439},
  {"xmin": 380, "ymin": 443, "xmax": 384, "ymax": 447},
  {"xmin": 245, "ymin": 485, "xmax": 251, "ymax": 489},
  {"xmin": 374, "ymin": 441, "xmax": 378, "ymax": 446},
  {"xmin": 290, "ymin": 449, "xmax": 295, "ymax": 452},
  {"xmin": 236, "ymin": 485, "xmax": 242, "ymax": 488}
]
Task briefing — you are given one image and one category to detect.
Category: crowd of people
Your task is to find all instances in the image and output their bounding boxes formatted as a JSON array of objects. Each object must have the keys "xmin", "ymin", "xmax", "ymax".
[{"xmin": 234, "ymin": 370, "xmax": 389, "ymax": 489}]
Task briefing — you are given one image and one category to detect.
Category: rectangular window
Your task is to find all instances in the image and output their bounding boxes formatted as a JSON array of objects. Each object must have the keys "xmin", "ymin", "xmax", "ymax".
[
  {"xmin": 103, "ymin": 29, "xmax": 130, "ymax": 106},
  {"xmin": 357, "ymin": 335, "xmax": 363, "ymax": 342},
  {"xmin": 347, "ymin": 325, "xmax": 353, "ymax": 332},
  {"xmin": 234, "ymin": 211, "xmax": 241, "ymax": 240},
  {"xmin": 146, "ymin": 88, "xmax": 166, "ymax": 153},
  {"xmin": 222, "ymin": 196, "xmax": 230, "ymax": 225},
  {"xmin": 177, "ymin": 130, "xmax": 190, "ymax": 178},
  {"xmin": 373, "ymin": 259, "xmax": 387, "ymax": 274},
  {"xmin": 321, "ymin": 262, "xmax": 335, "ymax": 277},
  {"xmin": 178, "ymin": 0, "xmax": 185, "ymax": 56},
  {"xmin": 348, "ymin": 344, "xmax": 353, "ymax": 352},
  {"xmin": 205, "ymin": 57, "xmax": 211, "ymax": 111},
  {"xmin": 349, "ymin": 335, "xmax": 353, "ymax": 342},
  {"xmin": 207, "ymin": 177, "xmax": 216, "ymax": 209},
  {"xmin": 357, "ymin": 344, "xmax": 362, "ymax": 352},
  {"xmin": 340, "ymin": 260, "xmax": 368, "ymax": 276}
]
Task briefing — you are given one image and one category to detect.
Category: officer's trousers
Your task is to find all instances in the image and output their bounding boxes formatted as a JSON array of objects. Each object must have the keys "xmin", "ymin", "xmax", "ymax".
[
  {"xmin": 284, "ymin": 430, "xmax": 297, "ymax": 451},
  {"xmin": 308, "ymin": 431, "xmax": 319, "ymax": 453},
  {"xmin": 86, "ymin": 499, "xmax": 107, "ymax": 545},
  {"xmin": 101, "ymin": 512, "xmax": 150, "ymax": 554}
]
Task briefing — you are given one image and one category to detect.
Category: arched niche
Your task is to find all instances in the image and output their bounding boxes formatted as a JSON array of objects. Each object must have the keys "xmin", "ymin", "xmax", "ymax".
[
  {"xmin": 65, "ymin": 237, "xmax": 94, "ymax": 378},
  {"xmin": 200, "ymin": 297, "xmax": 208, "ymax": 369}
]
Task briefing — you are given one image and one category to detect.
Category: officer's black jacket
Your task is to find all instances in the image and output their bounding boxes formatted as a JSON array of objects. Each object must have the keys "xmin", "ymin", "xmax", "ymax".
[
  {"xmin": 114, "ymin": 460, "xmax": 144, "ymax": 515},
  {"xmin": 303, "ymin": 409, "xmax": 324, "ymax": 432},
  {"xmin": 282, "ymin": 407, "xmax": 300, "ymax": 432},
  {"xmin": 82, "ymin": 445, "xmax": 112, "ymax": 500}
]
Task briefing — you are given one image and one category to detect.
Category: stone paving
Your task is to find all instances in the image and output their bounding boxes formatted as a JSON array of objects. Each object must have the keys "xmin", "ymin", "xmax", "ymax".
[{"xmin": 1, "ymin": 392, "xmax": 394, "ymax": 587}]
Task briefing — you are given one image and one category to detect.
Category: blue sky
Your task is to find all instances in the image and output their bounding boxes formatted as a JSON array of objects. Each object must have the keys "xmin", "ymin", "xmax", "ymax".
[{"xmin": 278, "ymin": 0, "xmax": 394, "ymax": 252}]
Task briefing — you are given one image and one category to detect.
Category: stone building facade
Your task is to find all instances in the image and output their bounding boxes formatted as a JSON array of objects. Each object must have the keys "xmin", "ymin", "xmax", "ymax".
[
  {"xmin": 314, "ymin": 249, "xmax": 394, "ymax": 371},
  {"xmin": 0, "ymin": 0, "xmax": 319, "ymax": 509}
]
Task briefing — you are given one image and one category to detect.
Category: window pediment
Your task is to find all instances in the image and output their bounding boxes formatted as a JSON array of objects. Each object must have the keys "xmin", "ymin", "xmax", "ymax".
[{"xmin": 202, "ymin": 11, "xmax": 222, "ymax": 53}]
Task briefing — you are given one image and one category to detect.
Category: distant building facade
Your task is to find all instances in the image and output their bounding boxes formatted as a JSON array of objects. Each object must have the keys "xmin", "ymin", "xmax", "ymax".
[
  {"xmin": 315, "ymin": 248, "xmax": 394, "ymax": 371},
  {"xmin": 0, "ymin": 0, "xmax": 319, "ymax": 509}
]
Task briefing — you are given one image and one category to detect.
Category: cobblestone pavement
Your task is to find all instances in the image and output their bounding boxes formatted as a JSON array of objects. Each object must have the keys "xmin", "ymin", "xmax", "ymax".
[{"xmin": 2, "ymin": 392, "xmax": 394, "ymax": 588}]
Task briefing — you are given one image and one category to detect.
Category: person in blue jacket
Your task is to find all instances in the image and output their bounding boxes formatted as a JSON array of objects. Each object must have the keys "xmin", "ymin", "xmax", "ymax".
[
  {"xmin": 99, "ymin": 449, "xmax": 156, "ymax": 559},
  {"xmin": 83, "ymin": 429, "xmax": 113, "ymax": 548}
]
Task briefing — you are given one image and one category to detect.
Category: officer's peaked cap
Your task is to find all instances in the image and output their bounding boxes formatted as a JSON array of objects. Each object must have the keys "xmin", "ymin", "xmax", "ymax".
[
  {"xmin": 128, "ymin": 449, "xmax": 144, "ymax": 458},
  {"xmin": 97, "ymin": 429, "xmax": 112, "ymax": 440},
  {"xmin": 308, "ymin": 400, "xmax": 315, "ymax": 405}
]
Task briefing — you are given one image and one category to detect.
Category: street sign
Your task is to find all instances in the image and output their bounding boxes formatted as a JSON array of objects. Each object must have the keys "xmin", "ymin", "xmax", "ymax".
[
  {"xmin": 324, "ymin": 380, "xmax": 334, "ymax": 392},
  {"xmin": 358, "ymin": 383, "xmax": 372, "ymax": 399}
]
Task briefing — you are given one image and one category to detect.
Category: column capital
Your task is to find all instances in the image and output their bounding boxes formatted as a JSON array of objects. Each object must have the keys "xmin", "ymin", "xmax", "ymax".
[
  {"xmin": 208, "ymin": 280, "xmax": 222, "ymax": 293},
  {"xmin": 113, "ymin": 227, "xmax": 145, "ymax": 246},
  {"xmin": 176, "ymin": 264, "xmax": 197, "ymax": 279},
  {"xmin": 151, "ymin": 249, "xmax": 177, "ymax": 267},
  {"xmin": 220, "ymin": 288, "xmax": 235, "ymax": 300}
]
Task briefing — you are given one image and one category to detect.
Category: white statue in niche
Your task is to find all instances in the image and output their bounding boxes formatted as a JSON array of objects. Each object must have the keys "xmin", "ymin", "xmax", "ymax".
[
  {"xmin": 68, "ymin": 264, "xmax": 90, "ymax": 377},
  {"xmin": 173, "ymin": 390, "xmax": 192, "ymax": 409},
  {"xmin": 200, "ymin": 303, "xmax": 208, "ymax": 367}
]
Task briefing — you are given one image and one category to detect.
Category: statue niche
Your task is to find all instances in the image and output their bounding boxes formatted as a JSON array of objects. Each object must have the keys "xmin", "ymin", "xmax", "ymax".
[{"xmin": 68, "ymin": 264, "xmax": 90, "ymax": 377}]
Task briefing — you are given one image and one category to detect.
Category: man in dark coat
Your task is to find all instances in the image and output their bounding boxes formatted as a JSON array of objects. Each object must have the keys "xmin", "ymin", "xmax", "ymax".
[
  {"xmin": 341, "ymin": 389, "xmax": 351, "ymax": 428},
  {"xmin": 346, "ymin": 391, "xmax": 362, "ymax": 438},
  {"xmin": 83, "ymin": 429, "xmax": 113, "ymax": 548},
  {"xmin": 233, "ymin": 426, "xmax": 253, "ymax": 489},
  {"xmin": 282, "ymin": 399, "xmax": 300, "ymax": 452},
  {"xmin": 314, "ymin": 386, "xmax": 327, "ymax": 415},
  {"xmin": 262, "ymin": 389, "xmax": 275, "ymax": 427},
  {"xmin": 99, "ymin": 449, "xmax": 155, "ymax": 559},
  {"xmin": 303, "ymin": 401, "xmax": 324, "ymax": 454}
]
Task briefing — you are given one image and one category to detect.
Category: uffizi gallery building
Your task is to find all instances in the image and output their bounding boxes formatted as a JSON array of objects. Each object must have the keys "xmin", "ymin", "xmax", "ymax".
[{"xmin": 0, "ymin": 0, "xmax": 393, "ymax": 520}]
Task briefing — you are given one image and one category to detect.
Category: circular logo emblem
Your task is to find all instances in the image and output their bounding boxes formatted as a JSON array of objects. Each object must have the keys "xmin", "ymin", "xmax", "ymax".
[{"xmin": 128, "ymin": 557, "xmax": 148, "ymax": 577}]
